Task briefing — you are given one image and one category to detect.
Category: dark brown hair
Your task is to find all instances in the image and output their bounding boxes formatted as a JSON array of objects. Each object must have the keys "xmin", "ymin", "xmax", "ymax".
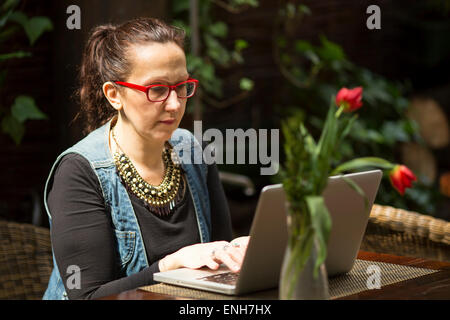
[{"xmin": 74, "ymin": 17, "xmax": 185, "ymax": 134}]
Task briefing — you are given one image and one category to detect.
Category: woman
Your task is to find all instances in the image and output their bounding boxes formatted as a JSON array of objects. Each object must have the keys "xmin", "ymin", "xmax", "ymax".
[{"xmin": 43, "ymin": 17, "xmax": 248, "ymax": 300}]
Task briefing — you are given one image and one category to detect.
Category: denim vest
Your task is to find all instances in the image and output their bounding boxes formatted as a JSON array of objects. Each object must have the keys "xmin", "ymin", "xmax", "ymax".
[{"xmin": 42, "ymin": 119, "xmax": 211, "ymax": 300}]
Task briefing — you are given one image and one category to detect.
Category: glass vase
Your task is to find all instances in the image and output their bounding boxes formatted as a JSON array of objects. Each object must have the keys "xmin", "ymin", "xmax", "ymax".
[{"xmin": 279, "ymin": 237, "xmax": 330, "ymax": 300}]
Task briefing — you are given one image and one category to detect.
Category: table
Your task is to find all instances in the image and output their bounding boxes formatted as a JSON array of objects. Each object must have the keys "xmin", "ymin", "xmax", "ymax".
[{"xmin": 100, "ymin": 251, "xmax": 450, "ymax": 300}]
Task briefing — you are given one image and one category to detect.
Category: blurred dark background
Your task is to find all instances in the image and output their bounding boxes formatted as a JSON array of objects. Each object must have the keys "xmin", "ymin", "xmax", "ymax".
[{"xmin": 0, "ymin": 0, "xmax": 449, "ymax": 235}]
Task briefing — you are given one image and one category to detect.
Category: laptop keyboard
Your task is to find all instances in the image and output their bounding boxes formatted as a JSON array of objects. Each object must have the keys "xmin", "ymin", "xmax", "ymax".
[{"xmin": 198, "ymin": 272, "xmax": 239, "ymax": 285}]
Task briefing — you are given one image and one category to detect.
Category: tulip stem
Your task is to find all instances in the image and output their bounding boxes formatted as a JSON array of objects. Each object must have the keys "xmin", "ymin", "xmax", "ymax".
[{"xmin": 335, "ymin": 105, "xmax": 345, "ymax": 118}]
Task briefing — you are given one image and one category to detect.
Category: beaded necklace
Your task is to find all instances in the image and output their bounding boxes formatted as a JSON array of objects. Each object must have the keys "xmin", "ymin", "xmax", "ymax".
[{"xmin": 111, "ymin": 126, "xmax": 184, "ymax": 216}]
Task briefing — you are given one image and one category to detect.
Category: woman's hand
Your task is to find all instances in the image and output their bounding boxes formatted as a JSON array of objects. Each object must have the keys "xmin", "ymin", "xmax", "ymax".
[
  {"xmin": 159, "ymin": 240, "xmax": 248, "ymax": 273},
  {"xmin": 230, "ymin": 236, "xmax": 250, "ymax": 256}
]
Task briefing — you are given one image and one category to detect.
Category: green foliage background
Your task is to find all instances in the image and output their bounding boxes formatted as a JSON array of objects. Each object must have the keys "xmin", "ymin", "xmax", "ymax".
[
  {"xmin": 172, "ymin": 0, "xmax": 441, "ymax": 216},
  {"xmin": 0, "ymin": 0, "xmax": 52, "ymax": 145}
]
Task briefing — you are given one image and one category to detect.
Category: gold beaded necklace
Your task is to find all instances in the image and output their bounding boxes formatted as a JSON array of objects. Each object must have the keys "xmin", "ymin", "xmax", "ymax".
[{"xmin": 111, "ymin": 127, "xmax": 184, "ymax": 216}]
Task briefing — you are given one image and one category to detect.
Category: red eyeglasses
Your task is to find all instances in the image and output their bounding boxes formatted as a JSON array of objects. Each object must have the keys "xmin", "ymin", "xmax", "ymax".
[{"xmin": 115, "ymin": 78, "xmax": 199, "ymax": 102}]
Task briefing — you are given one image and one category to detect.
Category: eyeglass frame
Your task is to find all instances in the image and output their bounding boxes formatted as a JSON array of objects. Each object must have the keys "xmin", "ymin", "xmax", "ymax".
[{"xmin": 114, "ymin": 78, "xmax": 199, "ymax": 102}]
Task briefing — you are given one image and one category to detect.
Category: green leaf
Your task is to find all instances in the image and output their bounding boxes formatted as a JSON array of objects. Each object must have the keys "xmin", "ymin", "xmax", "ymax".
[
  {"xmin": 305, "ymin": 196, "xmax": 332, "ymax": 277},
  {"xmin": 231, "ymin": 0, "xmax": 259, "ymax": 7},
  {"xmin": 286, "ymin": 3, "xmax": 296, "ymax": 18},
  {"xmin": 11, "ymin": 95, "xmax": 47, "ymax": 123},
  {"xmin": 239, "ymin": 77, "xmax": 254, "ymax": 91},
  {"xmin": 366, "ymin": 129, "xmax": 385, "ymax": 144},
  {"xmin": 381, "ymin": 121, "xmax": 410, "ymax": 144},
  {"xmin": 0, "ymin": 5, "xmax": 16, "ymax": 28},
  {"xmin": 317, "ymin": 35, "xmax": 345, "ymax": 62},
  {"xmin": 191, "ymin": 61, "xmax": 222, "ymax": 97},
  {"xmin": 172, "ymin": 20, "xmax": 191, "ymax": 37},
  {"xmin": 294, "ymin": 40, "xmax": 314, "ymax": 53},
  {"xmin": 316, "ymin": 100, "xmax": 338, "ymax": 161},
  {"xmin": 235, "ymin": 39, "xmax": 248, "ymax": 51},
  {"xmin": 209, "ymin": 22, "xmax": 228, "ymax": 38},
  {"xmin": 0, "ymin": 13, "xmax": 10, "ymax": 29},
  {"xmin": 172, "ymin": 0, "xmax": 190, "ymax": 13},
  {"xmin": 332, "ymin": 157, "xmax": 395, "ymax": 175},
  {"xmin": 24, "ymin": 16, "xmax": 53, "ymax": 45},
  {"xmin": 298, "ymin": 4, "xmax": 311, "ymax": 15},
  {"xmin": 231, "ymin": 51, "xmax": 244, "ymax": 64},
  {"xmin": 8, "ymin": 11, "xmax": 27, "ymax": 26},
  {"xmin": 1, "ymin": 114, "xmax": 24, "ymax": 145},
  {"xmin": 9, "ymin": 12, "xmax": 53, "ymax": 45},
  {"xmin": 2, "ymin": 0, "xmax": 20, "ymax": 11},
  {"xmin": 0, "ymin": 51, "xmax": 31, "ymax": 61},
  {"xmin": 186, "ymin": 54, "xmax": 203, "ymax": 72},
  {"xmin": 304, "ymin": 50, "xmax": 320, "ymax": 65},
  {"xmin": 300, "ymin": 123, "xmax": 317, "ymax": 154},
  {"xmin": 204, "ymin": 34, "xmax": 230, "ymax": 65},
  {"xmin": 233, "ymin": 0, "xmax": 259, "ymax": 7}
]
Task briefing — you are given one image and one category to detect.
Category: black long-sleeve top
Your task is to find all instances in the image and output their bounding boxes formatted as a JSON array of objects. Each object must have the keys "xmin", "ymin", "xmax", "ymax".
[{"xmin": 47, "ymin": 153, "xmax": 232, "ymax": 299}]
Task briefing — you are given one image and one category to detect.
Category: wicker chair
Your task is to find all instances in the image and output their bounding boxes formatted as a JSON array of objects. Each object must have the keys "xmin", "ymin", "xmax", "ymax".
[
  {"xmin": 361, "ymin": 204, "xmax": 450, "ymax": 262},
  {"xmin": 0, "ymin": 220, "xmax": 53, "ymax": 300}
]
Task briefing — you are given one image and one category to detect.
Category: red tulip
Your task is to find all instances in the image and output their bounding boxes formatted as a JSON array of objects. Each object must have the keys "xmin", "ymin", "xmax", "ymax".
[
  {"xmin": 389, "ymin": 165, "xmax": 417, "ymax": 195},
  {"xmin": 336, "ymin": 87, "xmax": 363, "ymax": 112}
]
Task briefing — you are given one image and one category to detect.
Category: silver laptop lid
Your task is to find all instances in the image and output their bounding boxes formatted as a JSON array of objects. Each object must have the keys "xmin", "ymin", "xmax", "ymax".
[{"xmin": 235, "ymin": 169, "xmax": 382, "ymax": 294}]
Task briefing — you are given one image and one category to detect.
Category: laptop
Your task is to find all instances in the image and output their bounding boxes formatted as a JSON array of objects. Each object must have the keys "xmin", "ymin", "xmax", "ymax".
[{"xmin": 153, "ymin": 170, "xmax": 382, "ymax": 295}]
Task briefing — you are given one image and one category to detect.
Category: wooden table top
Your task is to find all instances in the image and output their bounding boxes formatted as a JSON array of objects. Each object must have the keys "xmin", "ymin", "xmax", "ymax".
[{"xmin": 100, "ymin": 251, "xmax": 450, "ymax": 300}]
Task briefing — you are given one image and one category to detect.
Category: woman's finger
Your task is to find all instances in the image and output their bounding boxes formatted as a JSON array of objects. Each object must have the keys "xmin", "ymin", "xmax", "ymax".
[
  {"xmin": 214, "ymin": 245, "xmax": 241, "ymax": 273},
  {"xmin": 224, "ymin": 245, "xmax": 244, "ymax": 266},
  {"xmin": 206, "ymin": 259, "xmax": 220, "ymax": 270}
]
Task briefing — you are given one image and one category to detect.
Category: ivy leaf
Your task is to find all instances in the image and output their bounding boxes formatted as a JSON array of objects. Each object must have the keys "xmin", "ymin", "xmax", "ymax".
[
  {"xmin": 24, "ymin": 16, "xmax": 53, "ymax": 45},
  {"xmin": 2, "ymin": 0, "xmax": 20, "ymax": 11},
  {"xmin": 209, "ymin": 22, "xmax": 228, "ymax": 38},
  {"xmin": 239, "ymin": 77, "xmax": 254, "ymax": 91},
  {"xmin": 0, "ymin": 51, "xmax": 31, "ymax": 61},
  {"xmin": 11, "ymin": 95, "xmax": 47, "ymax": 123},
  {"xmin": 381, "ymin": 121, "xmax": 410, "ymax": 145},
  {"xmin": 0, "ymin": 4, "xmax": 16, "ymax": 28},
  {"xmin": 231, "ymin": 51, "xmax": 244, "ymax": 64},
  {"xmin": 234, "ymin": 39, "xmax": 248, "ymax": 52},
  {"xmin": 204, "ymin": 34, "xmax": 230, "ymax": 66},
  {"xmin": 317, "ymin": 35, "xmax": 345, "ymax": 62},
  {"xmin": 186, "ymin": 54, "xmax": 203, "ymax": 73},
  {"xmin": 8, "ymin": 12, "xmax": 53, "ymax": 45},
  {"xmin": 294, "ymin": 40, "xmax": 314, "ymax": 53},
  {"xmin": 1, "ymin": 114, "xmax": 24, "ymax": 145},
  {"xmin": 8, "ymin": 11, "xmax": 27, "ymax": 26}
]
